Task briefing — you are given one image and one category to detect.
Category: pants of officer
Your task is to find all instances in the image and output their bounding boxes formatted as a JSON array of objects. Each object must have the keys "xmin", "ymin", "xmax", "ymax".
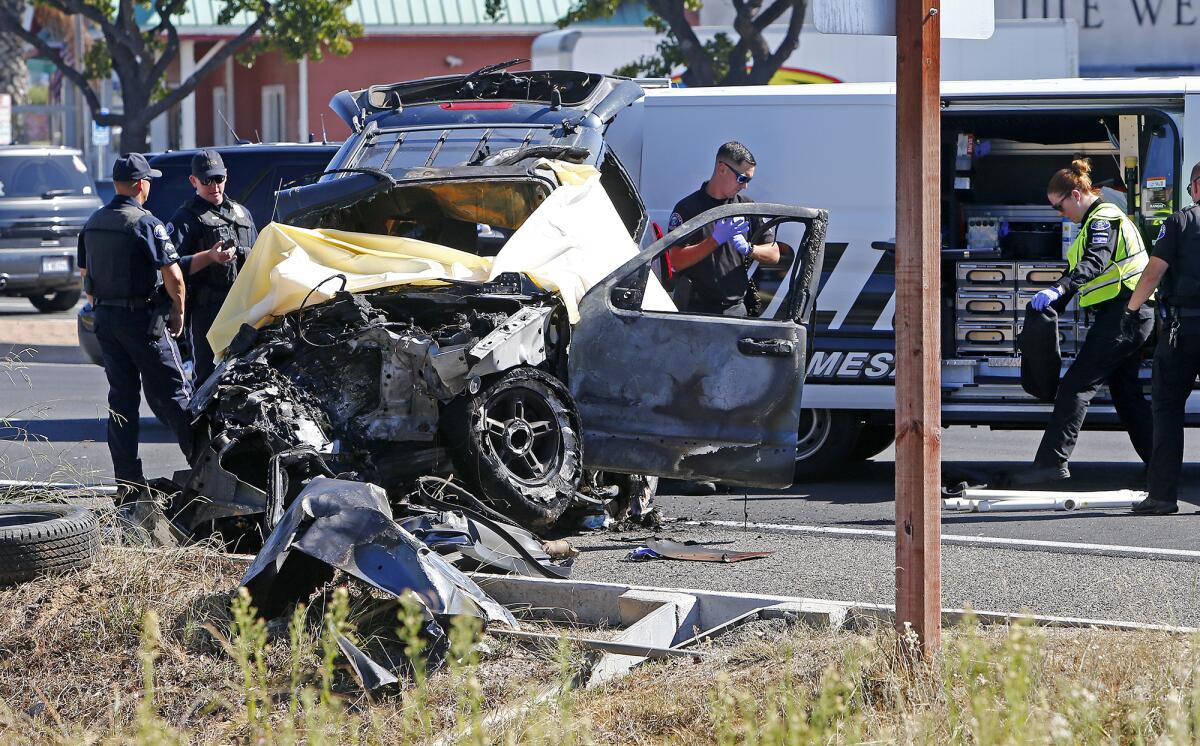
[
  {"xmin": 189, "ymin": 297, "xmax": 224, "ymax": 385},
  {"xmin": 1034, "ymin": 301, "xmax": 1154, "ymax": 468},
  {"xmin": 95, "ymin": 306, "xmax": 194, "ymax": 484},
  {"xmin": 1147, "ymin": 319, "xmax": 1200, "ymax": 504}
]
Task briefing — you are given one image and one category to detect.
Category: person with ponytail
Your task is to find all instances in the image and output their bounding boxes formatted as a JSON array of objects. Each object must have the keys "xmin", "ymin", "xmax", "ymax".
[{"xmin": 1012, "ymin": 158, "xmax": 1154, "ymax": 486}]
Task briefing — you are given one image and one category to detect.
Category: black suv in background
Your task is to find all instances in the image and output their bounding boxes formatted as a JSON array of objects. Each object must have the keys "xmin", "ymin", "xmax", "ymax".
[
  {"xmin": 0, "ymin": 146, "xmax": 102, "ymax": 312},
  {"xmin": 78, "ymin": 142, "xmax": 340, "ymax": 365},
  {"xmin": 144, "ymin": 142, "xmax": 342, "ymax": 229}
]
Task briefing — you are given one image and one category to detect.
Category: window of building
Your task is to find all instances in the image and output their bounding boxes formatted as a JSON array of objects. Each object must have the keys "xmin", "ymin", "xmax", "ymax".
[
  {"xmin": 261, "ymin": 85, "xmax": 286, "ymax": 143},
  {"xmin": 213, "ymin": 86, "xmax": 229, "ymax": 146}
]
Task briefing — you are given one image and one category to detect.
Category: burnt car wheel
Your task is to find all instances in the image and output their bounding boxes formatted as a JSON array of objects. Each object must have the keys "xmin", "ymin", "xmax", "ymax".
[
  {"xmin": 28, "ymin": 288, "xmax": 81, "ymax": 313},
  {"xmin": 449, "ymin": 367, "xmax": 582, "ymax": 531}
]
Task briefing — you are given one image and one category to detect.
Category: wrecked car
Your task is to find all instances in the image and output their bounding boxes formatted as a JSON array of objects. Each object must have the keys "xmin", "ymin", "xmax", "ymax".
[{"xmin": 178, "ymin": 64, "xmax": 828, "ymax": 536}]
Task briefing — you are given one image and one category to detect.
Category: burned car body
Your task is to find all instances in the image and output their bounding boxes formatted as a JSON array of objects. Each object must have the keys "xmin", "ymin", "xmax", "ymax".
[{"xmin": 182, "ymin": 66, "xmax": 828, "ymax": 535}]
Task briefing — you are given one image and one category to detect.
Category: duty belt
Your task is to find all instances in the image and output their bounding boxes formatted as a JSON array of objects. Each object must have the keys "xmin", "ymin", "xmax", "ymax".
[{"xmin": 94, "ymin": 297, "xmax": 151, "ymax": 309}]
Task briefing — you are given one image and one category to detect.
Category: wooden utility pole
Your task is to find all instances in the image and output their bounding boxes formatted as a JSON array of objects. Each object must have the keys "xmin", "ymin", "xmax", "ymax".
[{"xmin": 894, "ymin": 0, "xmax": 943, "ymax": 660}]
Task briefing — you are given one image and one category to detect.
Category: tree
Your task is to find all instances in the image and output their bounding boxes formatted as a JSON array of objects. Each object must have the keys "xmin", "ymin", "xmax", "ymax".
[
  {"xmin": 0, "ymin": 0, "xmax": 29, "ymax": 106},
  {"xmin": 555, "ymin": 0, "xmax": 807, "ymax": 87},
  {"xmin": 0, "ymin": 0, "xmax": 361, "ymax": 152}
]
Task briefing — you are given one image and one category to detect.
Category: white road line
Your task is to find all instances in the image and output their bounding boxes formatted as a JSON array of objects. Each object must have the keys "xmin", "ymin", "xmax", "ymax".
[{"xmin": 689, "ymin": 519, "xmax": 1200, "ymax": 563}]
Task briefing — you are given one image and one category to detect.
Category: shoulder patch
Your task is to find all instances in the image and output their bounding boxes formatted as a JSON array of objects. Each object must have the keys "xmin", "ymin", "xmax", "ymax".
[
  {"xmin": 1092, "ymin": 219, "xmax": 1111, "ymax": 231},
  {"xmin": 667, "ymin": 212, "xmax": 683, "ymax": 231},
  {"xmin": 152, "ymin": 223, "xmax": 170, "ymax": 241},
  {"xmin": 1090, "ymin": 231, "xmax": 1111, "ymax": 245},
  {"xmin": 1156, "ymin": 224, "xmax": 1167, "ymax": 243},
  {"xmin": 234, "ymin": 203, "xmax": 247, "ymax": 220}
]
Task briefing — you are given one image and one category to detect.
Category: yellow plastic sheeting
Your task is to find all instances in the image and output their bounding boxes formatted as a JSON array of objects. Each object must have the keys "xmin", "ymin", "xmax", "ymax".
[
  {"xmin": 489, "ymin": 171, "xmax": 676, "ymax": 321},
  {"xmin": 207, "ymin": 164, "xmax": 674, "ymax": 360},
  {"xmin": 206, "ymin": 226, "xmax": 491, "ymax": 359}
]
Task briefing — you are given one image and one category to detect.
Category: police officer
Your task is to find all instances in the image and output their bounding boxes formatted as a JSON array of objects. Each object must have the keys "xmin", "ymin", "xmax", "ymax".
[
  {"xmin": 1011, "ymin": 157, "xmax": 1155, "ymax": 486},
  {"xmin": 167, "ymin": 150, "xmax": 257, "ymax": 383},
  {"xmin": 666, "ymin": 141, "xmax": 780, "ymax": 316},
  {"xmin": 1123, "ymin": 161, "xmax": 1200, "ymax": 515},
  {"xmin": 77, "ymin": 153, "xmax": 193, "ymax": 497}
]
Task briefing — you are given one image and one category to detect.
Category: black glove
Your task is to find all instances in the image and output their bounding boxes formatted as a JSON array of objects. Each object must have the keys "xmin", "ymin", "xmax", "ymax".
[{"xmin": 1119, "ymin": 307, "xmax": 1140, "ymax": 344}]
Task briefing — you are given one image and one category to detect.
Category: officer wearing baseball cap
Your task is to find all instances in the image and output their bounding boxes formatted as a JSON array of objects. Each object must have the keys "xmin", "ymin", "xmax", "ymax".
[
  {"xmin": 77, "ymin": 153, "xmax": 193, "ymax": 500},
  {"xmin": 167, "ymin": 149, "xmax": 257, "ymax": 383}
]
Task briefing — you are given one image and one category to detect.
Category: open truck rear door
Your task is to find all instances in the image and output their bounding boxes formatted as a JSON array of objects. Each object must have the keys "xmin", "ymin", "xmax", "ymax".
[{"xmin": 569, "ymin": 202, "xmax": 828, "ymax": 487}]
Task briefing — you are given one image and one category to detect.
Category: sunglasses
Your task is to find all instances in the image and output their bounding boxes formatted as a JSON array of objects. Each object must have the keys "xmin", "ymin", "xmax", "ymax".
[
  {"xmin": 1050, "ymin": 192, "xmax": 1070, "ymax": 212},
  {"xmin": 721, "ymin": 161, "xmax": 753, "ymax": 185},
  {"xmin": 200, "ymin": 175, "xmax": 226, "ymax": 186}
]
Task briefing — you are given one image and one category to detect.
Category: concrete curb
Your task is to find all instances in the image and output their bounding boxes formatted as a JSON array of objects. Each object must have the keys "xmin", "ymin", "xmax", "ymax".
[{"xmin": 474, "ymin": 575, "xmax": 1197, "ymax": 634}]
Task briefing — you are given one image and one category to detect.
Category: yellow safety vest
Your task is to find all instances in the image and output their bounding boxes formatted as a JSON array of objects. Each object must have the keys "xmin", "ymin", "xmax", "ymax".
[{"xmin": 1066, "ymin": 203, "xmax": 1150, "ymax": 307}]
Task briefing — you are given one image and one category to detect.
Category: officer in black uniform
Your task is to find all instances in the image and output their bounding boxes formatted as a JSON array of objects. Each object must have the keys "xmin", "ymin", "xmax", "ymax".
[
  {"xmin": 77, "ymin": 153, "xmax": 192, "ymax": 495},
  {"xmin": 167, "ymin": 150, "xmax": 257, "ymax": 383},
  {"xmin": 666, "ymin": 141, "xmax": 780, "ymax": 316},
  {"xmin": 1124, "ymin": 161, "xmax": 1200, "ymax": 515}
]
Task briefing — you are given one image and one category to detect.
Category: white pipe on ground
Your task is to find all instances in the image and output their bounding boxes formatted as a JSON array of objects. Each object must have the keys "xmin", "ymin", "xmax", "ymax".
[{"xmin": 943, "ymin": 490, "xmax": 1145, "ymax": 513}]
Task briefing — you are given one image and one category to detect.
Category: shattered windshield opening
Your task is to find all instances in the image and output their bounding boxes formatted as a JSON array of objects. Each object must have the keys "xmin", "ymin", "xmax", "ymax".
[{"xmin": 317, "ymin": 178, "xmax": 552, "ymax": 256}]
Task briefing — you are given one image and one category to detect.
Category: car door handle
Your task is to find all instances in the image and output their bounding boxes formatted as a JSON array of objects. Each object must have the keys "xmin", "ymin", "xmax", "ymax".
[{"xmin": 738, "ymin": 337, "xmax": 795, "ymax": 357}]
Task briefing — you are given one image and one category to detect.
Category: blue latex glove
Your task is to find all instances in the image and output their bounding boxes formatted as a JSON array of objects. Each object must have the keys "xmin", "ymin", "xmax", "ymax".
[
  {"xmin": 711, "ymin": 216, "xmax": 749, "ymax": 245},
  {"xmin": 730, "ymin": 233, "xmax": 752, "ymax": 257},
  {"xmin": 1031, "ymin": 285, "xmax": 1063, "ymax": 311}
]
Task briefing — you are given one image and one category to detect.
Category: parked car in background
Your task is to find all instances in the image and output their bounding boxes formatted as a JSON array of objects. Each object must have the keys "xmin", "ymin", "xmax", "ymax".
[
  {"xmin": 0, "ymin": 146, "xmax": 101, "ymax": 312},
  {"xmin": 78, "ymin": 142, "xmax": 341, "ymax": 366}
]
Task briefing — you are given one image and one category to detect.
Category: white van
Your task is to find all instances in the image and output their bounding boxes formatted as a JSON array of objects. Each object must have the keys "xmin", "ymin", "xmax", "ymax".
[{"xmin": 626, "ymin": 77, "xmax": 1200, "ymax": 479}]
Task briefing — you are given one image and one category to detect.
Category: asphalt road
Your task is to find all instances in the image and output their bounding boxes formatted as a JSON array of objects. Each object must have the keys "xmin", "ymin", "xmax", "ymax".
[
  {"xmin": 5, "ymin": 356, "xmax": 1199, "ymax": 554},
  {"xmin": 5, "ymin": 349, "xmax": 1200, "ymax": 624},
  {"xmin": 0, "ymin": 295, "xmax": 83, "ymax": 319}
]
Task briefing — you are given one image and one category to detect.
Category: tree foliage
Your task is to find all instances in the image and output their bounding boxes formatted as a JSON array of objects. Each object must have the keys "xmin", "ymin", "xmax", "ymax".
[
  {"xmin": 0, "ymin": 0, "xmax": 361, "ymax": 151},
  {"xmin": 549, "ymin": 0, "xmax": 807, "ymax": 87}
]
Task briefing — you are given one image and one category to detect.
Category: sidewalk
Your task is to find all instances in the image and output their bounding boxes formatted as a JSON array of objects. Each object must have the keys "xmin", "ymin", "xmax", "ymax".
[{"xmin": 0, "ymin": 317, "xmax": 88, "ymax": 364}]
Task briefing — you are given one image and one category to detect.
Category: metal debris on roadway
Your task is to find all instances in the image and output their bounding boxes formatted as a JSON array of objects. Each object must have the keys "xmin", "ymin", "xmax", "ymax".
[{"xmin": 621, "ymin": 538, "xmax": 775, "ymax": 563}]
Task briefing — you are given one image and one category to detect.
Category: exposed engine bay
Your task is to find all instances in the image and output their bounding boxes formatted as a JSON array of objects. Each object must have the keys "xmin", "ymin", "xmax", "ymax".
[{"xmin": 177, "ymin": 273, "xmax": 618, "ymax": 541}]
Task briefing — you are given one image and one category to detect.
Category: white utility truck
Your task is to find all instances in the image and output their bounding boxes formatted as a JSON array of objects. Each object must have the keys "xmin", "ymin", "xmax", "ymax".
[{"xmin": 621, "ymin": 77, "xmax": 1200, "ymax": 479}]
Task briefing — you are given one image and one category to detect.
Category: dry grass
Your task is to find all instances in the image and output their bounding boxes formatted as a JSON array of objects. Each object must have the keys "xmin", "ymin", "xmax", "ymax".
[{"xmin": 3, "ymin": 541, "xmax": 1200, "ymax": 744}]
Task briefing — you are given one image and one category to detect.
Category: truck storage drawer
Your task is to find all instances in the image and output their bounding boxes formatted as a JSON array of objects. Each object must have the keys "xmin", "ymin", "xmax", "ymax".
[
  {"xmin": 956, "ymin": 321, "xmax": 1016, "ymax": 355},
  {"xmin": 956, "ymin": 261, "xmax": 1016, "ymax": 286},
  {"xmin": 1016, "ymin": 290, "xmax": 1079, "ymax": 321},
  {"xmin": 1017, "ymin": 261, "xmax": 1067, "ymax": 291},
  {"xmin": 956, "ymin": 289, "xmax": 1017, "ymax": 318}
]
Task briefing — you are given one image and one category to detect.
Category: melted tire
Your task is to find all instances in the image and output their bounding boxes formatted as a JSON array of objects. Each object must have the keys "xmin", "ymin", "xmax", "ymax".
[
  {"xmin": 0, "ymin": 503, "xmax": 99, "ymax": 585},
  {"xmin": 448, "ymin": 368, "xmax": 582, "ymax": 531}
]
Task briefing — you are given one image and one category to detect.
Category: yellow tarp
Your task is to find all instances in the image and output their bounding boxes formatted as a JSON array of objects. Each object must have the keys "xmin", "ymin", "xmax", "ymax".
[{"xmin": 207, "ymin": 164, "xmax": 674, "ymax": 360}]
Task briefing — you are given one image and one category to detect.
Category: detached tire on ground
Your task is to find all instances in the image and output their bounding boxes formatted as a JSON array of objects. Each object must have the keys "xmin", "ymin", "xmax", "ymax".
[
  {"xmin": 0, "ymin": 503, "xmax": 99, "ymax": 585},
  {"xmin": 28, "ymin": 288, "xmax": 82, "ymax": 313},
  {"xmin": 448, "ymin": 367, "xmax": 583, "ymax": 531},
  {"xmin": 792, "ymin": 409, "xmax": 863, "ymax": 483}
]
